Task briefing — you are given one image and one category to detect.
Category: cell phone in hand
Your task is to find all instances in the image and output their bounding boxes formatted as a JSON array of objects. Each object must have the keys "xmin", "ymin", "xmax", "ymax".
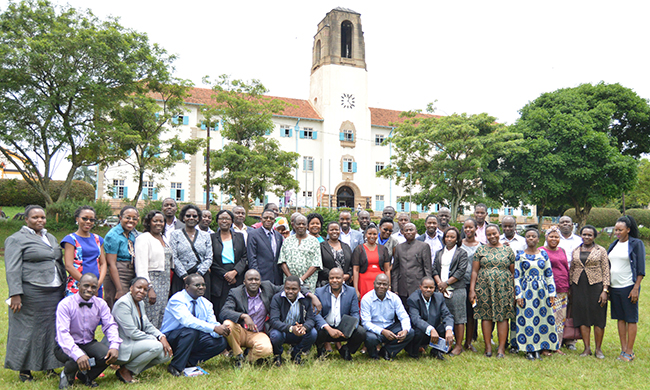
[{"xmin": 88, "ymin": 357, "xmax": 96, "ymax": 367}]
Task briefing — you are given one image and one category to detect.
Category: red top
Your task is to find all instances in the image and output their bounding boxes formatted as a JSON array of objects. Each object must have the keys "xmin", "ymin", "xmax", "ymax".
[
  {"xmin": 542, "ymin": 246, "xmax": 570, "ymax": 293},
  {"xmin": 363, "ymin": 244, "xmax": 380, "ymax": 270}
]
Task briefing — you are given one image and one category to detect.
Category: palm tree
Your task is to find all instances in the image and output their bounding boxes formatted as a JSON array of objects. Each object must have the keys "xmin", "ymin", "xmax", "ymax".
[{"xmin": 73, "ymin": 166, "xmax": 97, "ymax": 189}]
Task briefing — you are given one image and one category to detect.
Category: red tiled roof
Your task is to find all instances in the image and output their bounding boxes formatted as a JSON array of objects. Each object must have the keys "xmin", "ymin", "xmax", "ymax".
[{"xmin": 369, "ymin": 107, "xmax": 437, "ymax": 128}]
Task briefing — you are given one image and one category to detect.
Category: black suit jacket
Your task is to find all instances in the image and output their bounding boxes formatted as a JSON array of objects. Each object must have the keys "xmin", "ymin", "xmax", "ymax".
[
  {"xmin": 318, "ymin": 240, "xmax": 352, "ymax": 286},
  {"xmin": 269, "ymin": 291, "xmax": 316, "ymax": 333},
  {"xmin": 210, "ymin": 229, "xmax": 248, "ymax": 296},
  {"xmin": 407, "ymin": 289, "xmax": 454, "ymax": 333},
  {"xmin": 247, "ymin": 227, "xmax": 284, "ymax": 285},
  {"xmin": 432, "ymin": 246, "xmax": 468, "ymax": 290}
]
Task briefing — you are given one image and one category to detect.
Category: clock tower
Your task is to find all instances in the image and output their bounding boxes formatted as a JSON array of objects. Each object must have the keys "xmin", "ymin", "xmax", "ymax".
[{"xmin": 309, "ymin": 8, "xmax": 372, "ymax": 207}]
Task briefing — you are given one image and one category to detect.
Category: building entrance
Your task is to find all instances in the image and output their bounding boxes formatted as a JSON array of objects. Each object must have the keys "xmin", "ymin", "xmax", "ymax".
[{"xmin": 337, "ymin": 186, "xmax": 355, "ymax": 208}]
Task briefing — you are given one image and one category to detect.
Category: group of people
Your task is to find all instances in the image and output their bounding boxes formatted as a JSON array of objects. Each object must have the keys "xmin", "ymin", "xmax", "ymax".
[{"xmin": 3, "ymin": 200, "xmax": 645, "ymax": 387}]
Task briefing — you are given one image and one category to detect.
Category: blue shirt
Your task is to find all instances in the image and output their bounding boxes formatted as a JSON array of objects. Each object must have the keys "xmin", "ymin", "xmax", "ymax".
[
  {"xmin": 360, "ymin": 289, "xmax": 411, "ymax": 335},
  {"xmin": 222, "ymin": 240, "xmax": 235, "ymax": 264},
  {"xmin": 104, "ymin": 224, "xmax": 138, "ymax": 262},
  {"xmin": 160, "ymin": 290, "xmax": 222, "ymax": 338}
]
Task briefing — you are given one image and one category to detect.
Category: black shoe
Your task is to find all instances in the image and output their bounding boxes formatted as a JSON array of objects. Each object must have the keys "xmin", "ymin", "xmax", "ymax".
[
  {"xmin": 167, "ymin": 365, "xmax": 182, "ymax": 377},
  {"xmin": 273, "ymin": 355, "xmax": 284, "ymax": 367},
  {"xmin": 430, "ymin": 349, "xmax": 446, "ymax": 361},
  {"xmin": 525, "ymin": 352, "xmax": 535, "ymax": 360},
  {"xmin": 534, "ymin": 351, "xmax": 542, "ymax": 360},
  {"xmin": 19, "ymin": 370, "xmax": 33, "ymax": 382},
  {"xmin": 292, "ymin": 353, "xmax": 304, "ymax": 365},
  {"xmin": 339, "ymin": 345, "xmax": 352, "ymax": 361},
  {"xmin": 233, "ymin": 353, "xmax": 245, "ymax": 369},
  {"xmin": 85, "ymin": 380, "xmax": 99, "ymax": 388},
  {"xmin": 59, "ymin": 371, "xmax": 74, "ymax": 389},
  {"xmin": 379, "ymin": 347, "xmax": 392, "ymax": 361},
  {"xmin": 316, "ymin": 346, "xmax": 327, "ymax": 358},
  {"xmin": 76, "ymin": 371, "xmax": 91, "ymax": 386},
  {"xmin": 509, "ymin": 347, "xmax": 518, "ymax": 354}
]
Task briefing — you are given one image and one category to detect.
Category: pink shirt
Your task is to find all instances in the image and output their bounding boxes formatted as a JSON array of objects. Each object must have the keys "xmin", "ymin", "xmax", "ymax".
[
  {"xmin": 475, "ymin": 223, "xmax": 487, "ymax": 245},
  {"xmin": 542, "ymin": 246, "xmax": 570, "ymax": 293}
]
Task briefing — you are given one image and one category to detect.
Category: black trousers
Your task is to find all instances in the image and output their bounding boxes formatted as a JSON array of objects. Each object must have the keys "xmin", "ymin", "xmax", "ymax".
[
  {"xmin": 54, "ymin": 340, "xmax": 108, "ymax": 382},
  {"xmin": 406, "ymin": 324, "xmax": 448, "ymax": 356},
  {"xmin": 165, "ymin": 327, "xmax": 227, "ymax": 371},
  {"xmin": 315, "ymin": 325, "xmax": 366, "ymax": 354}
]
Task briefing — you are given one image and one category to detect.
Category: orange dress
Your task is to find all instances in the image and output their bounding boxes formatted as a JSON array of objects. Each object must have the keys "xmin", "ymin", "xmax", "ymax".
[{"xmin": 358, "ymin": 244, "xmax": 384, "ymax": 300}]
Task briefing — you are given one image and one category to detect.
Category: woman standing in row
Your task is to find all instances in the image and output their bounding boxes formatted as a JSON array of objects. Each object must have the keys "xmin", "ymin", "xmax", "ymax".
[
  {"xmin": 134, "ymin": 210, "xmax": 171, "ymax": 328},
  {"xmin": 61, "ymin": 206, "xmax": 106, "ymax": 298},
  {"xmin": 461, "ymin": 218, "xmax": 481, "ymax": 352},
  {"xmin": 542, "ymin": 226, "xmax": 569, "ymax": 355},
  {"xmin": 352, "ymin": 224, "xmax": 391, "ymax": 300},
  {"xmin": 307, "ymin": 213, "xmax": 325, "ymax": 243},
  {"xmin": 5, "ymin": 205, "xmax": 65, "ymax": 382},
  {"xmin": 104, "ymin": 206, "xmax": 139, "ymax": 309},
  {"xmin": 318, "ymin": 221, "xmax": 352, "ymax": 287}
]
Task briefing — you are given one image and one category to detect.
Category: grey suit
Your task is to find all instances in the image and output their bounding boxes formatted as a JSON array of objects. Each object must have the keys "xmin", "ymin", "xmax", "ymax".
[
  {"xmin": 112, "ymin": 292, "xmax": 170, "ymax": 374},
  {"xmin": 432, "ymin": 247, "xmax": 469, "ymax": 289},
  {"xmin": 392, "ymin": 240, "xmax": 432, "ymax": 301}
]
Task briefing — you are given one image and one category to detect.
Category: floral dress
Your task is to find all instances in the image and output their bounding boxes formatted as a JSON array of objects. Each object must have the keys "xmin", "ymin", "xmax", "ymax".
[
  {"xmin": 278, "ymin": 235, "xmax": 322, "ymax": 291},
  {"xmin": 473, "ymin": 245, "xmax": 515, "ymax": 321}
]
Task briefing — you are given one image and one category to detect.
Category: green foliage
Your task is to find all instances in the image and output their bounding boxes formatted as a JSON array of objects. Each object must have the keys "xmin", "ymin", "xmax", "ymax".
[
  {"xmin": 412, "ymin": 218, "xmax": 425, "ymax": 235},
  {"xmin": 244, "ymin": 216, "xmax": 258, "ymax": 227},
  {"xmin": 0, "ymin": 179, "xmax": 95, "ymax": 207},
  {"xmin": 0, "ymin": 0, "xmax": 172, "ymax": 205},
  {"xmin": 625, "ymin": 159, "xmax": 650, "ymax": 209},
  {"xmin": 626, "ymin": 209, "xmax": 650, "ymax": 228},
  {"xmin": 45, "ymin": 199, "xmax": 113, "ymax": 229},
  {"xmin": 73, "ymin": 166, "xmax": 97, "ymax": 189},
  {"xmin": 378, "ymin": 111, "xmax": 523, "ymax": 223},
  {"xmin": 139, "ymin": 200, "xmax": 165, "ymax": 219},
  {"xmin": 564, "ymin": 208, "xmax": 621, "ymax": 227},
  {"xmin": 489, "ymin": 83, "xmax": 644, "ymax": 227},
  {"xmin": 201, "ymin": 76, "xmax": 299, "ymax": 212},
  {"xmin": 638, "ymin": 227, "xmax": 650, "ymax": 240}
]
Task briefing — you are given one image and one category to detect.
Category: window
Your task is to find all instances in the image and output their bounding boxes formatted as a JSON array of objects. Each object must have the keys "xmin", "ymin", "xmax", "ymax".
[
  {"xmin": 143, "ymin": 181, "xmax": 156, "ymax": 200},
  {"xmin": 280, "ymin": 125, "xmax": 293, "ymax": 138},
  {"xmin": 343, "ymin": 158, "xmax": 357, "ymax": 173},
  {"xmin": 341, "ymin": 21, "xmax": 353, "ymax": 58},
  {"xmin": 375, "ymin": 162, "xmax": 385, "ymax": 173},
  {"xmin": 300, "ymin": 127, "xmax": 317, "ymax": 140},
  {"xmin": 302, "ymin": 191, "xmax": 313, "ymax": 197},
  {"xmin": 303, "ymin": 156, "xmax": 314, "ymax": 171},
  {"xmin": 343, "ymin": 129, "xmax": 354, "ymax": 142},
  {"xmin": 376, "ymin": 195, "xmax": 384, "ymax": 201},
  {"xmin": 171, "ymin": 182, "xmax": 184, "ymax": 202},
  {"xmin": 172, "ymin": 115, "xmax": 190, "ymax": 125},
  {"xmin": 375, "ymin": 134, "xmax": 385, "ymax": 145},
  {"xmin": 505, "ymin": 207, "xmax": 514, "ymax": 216},
  {"xmin": 113, "ymin": 179, "xmax": 125, "ymax": 199}
]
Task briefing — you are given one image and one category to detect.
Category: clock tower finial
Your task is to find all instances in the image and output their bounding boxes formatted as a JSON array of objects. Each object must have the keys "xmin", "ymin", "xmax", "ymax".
[{"xmin": 311, "ymin": 7, "xmax": 366, "ymax": 73}]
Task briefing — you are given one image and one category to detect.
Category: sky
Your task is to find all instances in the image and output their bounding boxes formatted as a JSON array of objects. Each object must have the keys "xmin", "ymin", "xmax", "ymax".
[{"xmin": 3, "ymin": 0, "xmax": 648, "ymax": 125}]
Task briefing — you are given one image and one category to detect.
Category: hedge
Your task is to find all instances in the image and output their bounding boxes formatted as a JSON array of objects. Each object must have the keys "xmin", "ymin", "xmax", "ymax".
[
  {"xmin": 45, "ymin": 199, "xmax": 113, "ymax": 229},
  {"xmin": 0, "ymin": 179, "xmax": 95, "ymax": 207},
  {"xmin": 563, "ymin": 208, "xmax": 621, "ymax": 227},
  {"xmin": 625, "ymin": 209, "xmax": 650, "ymax": 228}
]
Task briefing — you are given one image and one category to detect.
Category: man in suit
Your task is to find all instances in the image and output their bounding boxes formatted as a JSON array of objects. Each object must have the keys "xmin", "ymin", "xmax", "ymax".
[
  {"xmin": 220, "ymin": 269, "xmax": 321, "ymax": 366},
  {"xmin": 162, "ymin": 198, "xmax": 185, "ymax": 243},
  {"xmin": 406, "ymin": 277, "xmax": 454, "ymax": 360},
  {"xmin": 247, "ymin": 210, "xmax": 284, "ymax": 285},
  {"xmin": 338, "ymin": 211, "xmax": 364, "ymax": 252},
  {"xmin": 392, "ymin": 223, "xmax": 433, "ymax": 307},
  {"xmin": 314, "ymin": 268, "xmax": 366, "ymax": 361},
  {"xmin": 417, "ymin": 214, "xmax": 443, "ymax": 263},
  {"xmin": 232, "ymin": 206, "xmax": 249, "ymax": 244},
  {"xmin": 360, "ymin": 274, "xmax": 414, "ymax": 360},
  {"xmin": 268, "ymin": 275, "xmax": 317, "ymax": 365},
  {"xmin": 392, "ymin": 213, "xmax": 411, "ymax": 244},
  {"xmin": 357, "ymin": 210, "xmax": 371, "ymax": 233},
  {"xmin": 160, "ymin": 274, "xmax": 230, "ymax": 376},
  {"xmin": 382, "ymin": 206, "xmax": 398, "ymax": 233}
]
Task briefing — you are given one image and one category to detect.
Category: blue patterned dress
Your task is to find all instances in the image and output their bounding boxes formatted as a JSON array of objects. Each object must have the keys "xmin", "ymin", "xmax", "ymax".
[{"xmin": 511, "ymin": 249, "xmax": 559, "ymax": 352}]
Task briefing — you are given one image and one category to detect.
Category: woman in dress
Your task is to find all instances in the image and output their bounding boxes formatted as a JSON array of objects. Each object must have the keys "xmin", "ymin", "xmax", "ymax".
[
  {"xmin": 307, "ymin": 212, "xmax": 325, "ymax": 243},
  {"xmin": 469, "ymin": 224, "xmax": 515, "ymax": 358},
  {"xmin": 112, "ymin": 277, "xmax": 172, "ymax": 383},
  {"xmin": 511, "ymin": 228, "xmax": 558, "ymax": 360},
  {"xmin": 61, "ymin": 206, "xmax": 107, "ymax": 297},
  {"xmin": 541, "ymin": 225, "xmax": 569, "ymax": 355},
  {"xmin": 318, "ymin": 221, "xmax": 352, "ymax": 287},
  {"xmin": 461, "ymin": 218, "xmax": 481, "ymax": 352},
  {"xmin": 607, "ymin": 215, "xmax": 645, "ymax": 362},
  {"xmin": 278, "ymin": 214, "xmax": 322, "ymax": 291},
  {"xmin": 570, "ymin": 225, "xmax": 609, "ymax": 359},
  {"xmin": 432, "ymin": 226, "xmax": 468, "ymax": 356},
  {"xmin": 169, "ymin": 204, "xmax": 213, "ymax": 297},
  {"xmin": 134, "ymin": 210, "xmax": 170, "ymax": 328},
  {"xmin": 104, "ymin": 206, "xmax": 139, "ymax": 309},
  {"xmin": 352, "ymin": 224, "xmax": 391, "ymax": 300},
  {"xmin": 210, "ymin": 209, "xmax": 248, "ymax": 315},
  {"xmin": 5, "ymin": 205, "xmax": 66, "ymax": 382}
]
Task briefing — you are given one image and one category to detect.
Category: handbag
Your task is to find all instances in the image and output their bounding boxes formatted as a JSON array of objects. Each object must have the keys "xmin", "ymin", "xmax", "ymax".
[{"xmin": 563, "ymin": 304, "xmax": 581, "ymax": 340}]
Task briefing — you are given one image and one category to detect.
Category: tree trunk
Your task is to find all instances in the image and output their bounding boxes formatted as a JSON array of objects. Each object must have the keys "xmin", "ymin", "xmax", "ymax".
[
  {"xmin": 573, "ymin": 203, "xmax": 592, "ymax": 229},
  {"xmin": 450, "ymin": 197, "xmax": 461, "ymax": 224},
  {"xmin": 55, "ymin": 164, "xmax": 79, "ymax": 205},
  {"xmin": 131, "ymin": 168, "xmax": 145, "ymax": 206}
]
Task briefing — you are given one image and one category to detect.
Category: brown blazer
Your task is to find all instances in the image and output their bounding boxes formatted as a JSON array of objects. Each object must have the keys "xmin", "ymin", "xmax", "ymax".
[
  {"xmin": 392, "ymin": 240, "xmax": 432, "ymax": 298},
  {"xmin": 569, "ymin": 244, "xmax": 610, "ymax": 287}
]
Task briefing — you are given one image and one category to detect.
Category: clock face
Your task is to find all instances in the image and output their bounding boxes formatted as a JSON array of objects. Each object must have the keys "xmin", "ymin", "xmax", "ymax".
[{"xmin": 341, "ymin": 93, "xmax": 355, "ymax": 109}]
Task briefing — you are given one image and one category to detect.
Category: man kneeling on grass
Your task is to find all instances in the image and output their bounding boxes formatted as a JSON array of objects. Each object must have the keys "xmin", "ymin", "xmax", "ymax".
[{"xmin": 269, "ymin": 275, "xmax": 317, "ymax": 366}]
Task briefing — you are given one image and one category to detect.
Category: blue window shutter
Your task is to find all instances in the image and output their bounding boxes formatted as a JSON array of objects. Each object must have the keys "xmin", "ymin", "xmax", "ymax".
[
  {"xmin": 172, "ymin": 116, "xmax": 178, "ymax": 124},
  {"xmin": 375, "ymin": 200, "xmax": 384, "ymax": 211},
  {"xmin": 289, "ymin": 128, "xmax": 293, "ymax": 137},
  {"xmin": 152, "ymin": 188, "xmax": 158, "ymax": 201},
  {"xmin": 155, "ymin": 113, "xmax": 160, "ymax": 120},
  {"xmin": 123, "ymin": 187, "xmax": 128, "ymax": 199},
  {"xmin": 350, "ymin": 133, "xmax": 355, "ymax": 141},
  {"xmin": 180, "ymin": 189, "xmax": 185, "ymax": 201},
  {"xmin": 339, "ymin": 132, "xmax": 345, "ymax": 141},
  {"xmin": 112, "ymin": 186, "xmax": 117, "ymax": 199},
  {"xmin": 300, "ymin": 130, "xmax": 305, "ymax": 139},
  {"xmin": 352, "ymin": 162, "xmax": 357, "ymax": 173},
  {"xmin": 183, "ymin": 116, "xmax": 189, "ymax": 125},
  {"xmin": 201, "ymin": 122, "xmax": 206, "ymax": 130},
  {"xmin": 303, "ymin": 159, "xmax": 306, "ymax": 170},
  {"xmin": 203, "ymin": 192, "xmax": 206, "ymax": 204},
  {"xmin": 265, "ymin": 129, "xmax": 271, "ymax": 135},
  {"xmin": 312, "ymin": 131, "xmax": 317, "ymax": 140},
  {"xmin": 405, "ymin": 202, "xmax": 410, "ymax": 212},
  {"xmin": 170, "ymin": 189, "xmax": 175, "ymax": 199},
  {"xmin": 181, "ymin": 152, "xmax": 186, "ymax": 159}
]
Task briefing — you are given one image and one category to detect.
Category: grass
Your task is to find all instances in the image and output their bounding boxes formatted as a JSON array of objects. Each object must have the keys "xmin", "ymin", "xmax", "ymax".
[{"xmin": 0, "ymin": 228, "xmax": 648, "ymax": 389}]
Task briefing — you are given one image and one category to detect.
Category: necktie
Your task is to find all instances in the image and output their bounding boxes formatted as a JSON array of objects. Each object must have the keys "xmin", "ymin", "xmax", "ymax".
[
  {"xmin": 79, "ymin": 301, "xmax": 93, "ymax": 308},
  {"xmin": 190, "ymin": 300, "xmax": 197, "ymax": 317},
  {"xmin": 268, "ymin": 231, "xmax": 276, "ymax": 254}
]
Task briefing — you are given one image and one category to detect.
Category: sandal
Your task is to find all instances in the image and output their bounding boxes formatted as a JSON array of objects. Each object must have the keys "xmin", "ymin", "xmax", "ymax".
[
  {"xmin": 554, "ymin": 349, "xmax": 566, "ymax": 356},
  {"xmin": 617, "ymin": 352, "xmax": 633, "ymax": 362},
  {"xmin": 19, "ymin": 371, "xmax": 33, "ymax": 382},
  {"xmin": 541, "ymin": 351, "xmax": 552, "ymax": 357}
]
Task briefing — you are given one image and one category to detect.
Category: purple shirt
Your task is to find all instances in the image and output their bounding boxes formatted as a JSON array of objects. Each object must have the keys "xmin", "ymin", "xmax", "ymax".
[
  {"xmin": 543, "ymin": 246, "xmax": 570, "ymax": 293},
  {"xmin": 56, "ymin": 293, "xmax": 122, "ymax": 362},
  {"xmin": 246, "ymin": 288, "xmax": 267, "ymax": 331}
]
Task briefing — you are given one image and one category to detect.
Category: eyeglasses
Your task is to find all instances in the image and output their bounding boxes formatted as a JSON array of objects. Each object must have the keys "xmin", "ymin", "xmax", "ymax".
[
  {"xmin": 184, "ymin": 215, "xmax": 199, "ymax": 219},
  {"xmin": 81, "ymin": 217, "xmax": 97, "ymax": 223}
]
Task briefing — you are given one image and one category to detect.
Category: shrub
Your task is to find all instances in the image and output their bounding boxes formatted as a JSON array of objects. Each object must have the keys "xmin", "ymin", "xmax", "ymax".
[
  {"xmin": 625, "ymin": 209, "xmax": 650, "ymax": 228},
  {"xmin": 563, "ymin": 208, "xmax": 621, "ymax": 227},
  {"xmin": 45, "ymin": 199, "xmax": 112, "ymax": 230},
  {"xmin": 0, "ymin": 179, "xmax": 95, "ymax": 207},
  {"xmin": 638, "ymin": 227, "xmax": 650, "ymax": 240},
  {"xmin": 413, "ymin": 218, "xmax": 425, "ymax": 235}
]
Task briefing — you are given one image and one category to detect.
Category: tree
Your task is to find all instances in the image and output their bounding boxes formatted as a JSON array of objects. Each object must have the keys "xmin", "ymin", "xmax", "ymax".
[
  {"xmin": 106, "ymin": 80, "xmax": 204, "ymax": 205},
  {"xmin": 488, "ymin": 83, "xmax": 644, "ymax": 227},
  {"xmin": 377, "ymin": 108, "xmax": 523, "ymax": 222},
  {"xmin": 200, "ymin": 76, "xmax": 299, "ymax": 212},
  {"xmin": 73, "ymin": 166, "xmax": 97, "ymax": 189},
  {"xmin": 0, "ymin": 0, "xmax": 171, "ymax": 205}
]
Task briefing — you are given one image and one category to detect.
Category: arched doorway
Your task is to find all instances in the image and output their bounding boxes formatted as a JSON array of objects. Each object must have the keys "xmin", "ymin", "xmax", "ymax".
[{"xmin": 337, "ymin": 186, "xmax": 355, "ymax": 208}]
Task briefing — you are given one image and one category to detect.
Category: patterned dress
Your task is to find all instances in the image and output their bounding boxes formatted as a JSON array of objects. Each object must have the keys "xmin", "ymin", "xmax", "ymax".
[
  {"xmin": 146, "ymin": 246, "xmax": 172, "ymax": 329},
  {"xmin": 278, "ymin": 235, "xmax": 322, "ymax": 291},
  {"xmin": 473, "ymin": 245, "xmax": 515, "ymax": 322},
  {"xmin": 511, "ymin": 249, "xmax": 559, "ymax": 352}
]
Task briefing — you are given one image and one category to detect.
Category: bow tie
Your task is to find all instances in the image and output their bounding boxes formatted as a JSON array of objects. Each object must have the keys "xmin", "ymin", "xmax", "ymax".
[{"xmin": 79, "ymin": 301, "xmax": 93, "ymax": 308}]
